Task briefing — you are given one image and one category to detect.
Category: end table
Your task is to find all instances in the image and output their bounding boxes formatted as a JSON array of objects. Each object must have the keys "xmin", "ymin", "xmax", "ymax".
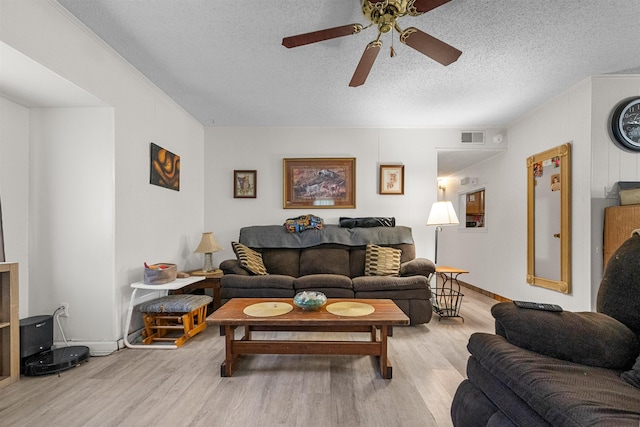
[
  {"xmin": 171, "ymin": 269, "xmax": 223, "ymax": 313},
  {"xmin": 432, "ymin": 266, "xmax": 467, "ymax": 321}
]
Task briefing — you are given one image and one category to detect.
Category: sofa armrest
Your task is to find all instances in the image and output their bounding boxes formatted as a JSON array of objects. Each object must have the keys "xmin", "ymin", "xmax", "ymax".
[
  {"xmin": 400, "ymin": 257, "xmax": 435, "ymax": 278},
  {"xmin": 219, "ymin": 259, "xmax": 250, "ymax": 276},
  {"xmin": 492, "ymin": 302, "xmax": 640, "ymax": 370}
]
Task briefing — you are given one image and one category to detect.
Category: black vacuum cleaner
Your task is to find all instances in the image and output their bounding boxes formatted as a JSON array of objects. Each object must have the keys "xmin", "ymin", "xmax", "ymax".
[{"xmin": 20, "ymin": 315, "xmax": 90, "ymax": 376}]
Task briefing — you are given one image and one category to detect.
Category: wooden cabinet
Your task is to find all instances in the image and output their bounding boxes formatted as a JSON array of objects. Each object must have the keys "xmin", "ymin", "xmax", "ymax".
[
  {"xmin": 604, "ymin": 205, "xmax": 640, "ymax": 268},
  {"xmin": 465, "ymin": 190, "xmax": 485, "ymax": 227},
  {"xmin": 466, "ymin": 190, "xmax": 485, "ymax": 214},
  {"xmin": 0, "ymin": 262, "xmax": 19, "ymax": 389}
]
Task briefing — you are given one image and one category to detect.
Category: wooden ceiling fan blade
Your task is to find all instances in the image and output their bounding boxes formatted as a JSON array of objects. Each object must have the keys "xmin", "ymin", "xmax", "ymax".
[
  {"xmin": 407, "ymin": 0, "xmax": 453, "ymax": 15},
  {"xmin": 400, "ymin": 27, "xmax": 461, "ymax": 66},
  {"xmin": 283, "ymin": 24, "xmax": 363, "ymax": 48},
  {"xmin": 349, "ymin": 40, "xmax": 382, "ymax": 87}
]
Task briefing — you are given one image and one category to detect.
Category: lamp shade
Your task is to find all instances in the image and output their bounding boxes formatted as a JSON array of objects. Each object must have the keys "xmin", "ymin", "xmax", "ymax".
[
  {"xmin": 427, "ymin": 201, "xmax": 460, "ymax": 226},
  {"xmin": 194, "ymin": 232, "xmax": 223, "ymax": 253}
]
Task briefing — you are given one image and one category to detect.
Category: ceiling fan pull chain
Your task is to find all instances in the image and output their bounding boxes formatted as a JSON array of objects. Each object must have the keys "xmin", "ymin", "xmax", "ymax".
[{"xmin": 390, "ymin": 27, "xmax": 396, "ymax": 57}]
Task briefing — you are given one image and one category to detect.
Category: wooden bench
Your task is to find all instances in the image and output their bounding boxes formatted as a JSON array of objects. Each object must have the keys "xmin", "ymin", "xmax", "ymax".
[{"xmin": 138, "ymin": 294, "xmax": 212, "ymax": 347}]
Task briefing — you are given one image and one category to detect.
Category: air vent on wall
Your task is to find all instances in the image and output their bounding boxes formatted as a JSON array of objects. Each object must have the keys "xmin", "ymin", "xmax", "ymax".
[{"xmin": 461, "ymin": 131, "xmax": 485, "ymax": 144}]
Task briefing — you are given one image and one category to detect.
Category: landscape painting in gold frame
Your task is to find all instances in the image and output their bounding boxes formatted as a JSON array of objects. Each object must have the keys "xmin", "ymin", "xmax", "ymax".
[{"xmin": 283, "ymin": 158, "xmax": 356, "ymax": 209}]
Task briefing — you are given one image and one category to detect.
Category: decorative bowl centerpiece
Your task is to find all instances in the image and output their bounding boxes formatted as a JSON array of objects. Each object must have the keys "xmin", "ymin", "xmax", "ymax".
[{"xmin": 293, "ymin": 291, "xmax": 327, "ymax": 311}]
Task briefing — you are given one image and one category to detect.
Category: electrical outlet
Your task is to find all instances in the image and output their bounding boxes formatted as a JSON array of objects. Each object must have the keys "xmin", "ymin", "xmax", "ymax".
[{"xmin": 60, "ymin": 302, "xmax": 69, "ymax": 317}]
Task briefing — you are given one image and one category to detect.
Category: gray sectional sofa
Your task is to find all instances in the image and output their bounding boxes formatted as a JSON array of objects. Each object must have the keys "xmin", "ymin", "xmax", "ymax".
[{"xmin": 219, "ymin": 225, "xmax": 436, "ymax": 325}]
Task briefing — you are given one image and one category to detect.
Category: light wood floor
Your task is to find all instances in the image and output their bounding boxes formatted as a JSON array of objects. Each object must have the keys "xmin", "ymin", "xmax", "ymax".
[{"xmin": 0, "ymin": 288, "xmax": 497, "ymax": 427}]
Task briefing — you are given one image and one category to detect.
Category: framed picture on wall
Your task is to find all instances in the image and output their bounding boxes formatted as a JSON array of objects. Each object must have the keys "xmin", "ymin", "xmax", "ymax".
[
  {"xmin": 379, "ymin": 164, "xmax": 404, "ymax": 195},
  {"xmin": 150, "ymin": 142, "xmax": 180, "ymax": 191},
  {"xmin": 283, "ymin": 158, "xmax": 356, "ymax": 209},
  {"xmin": 234, "ymin": 170, "xmax": 257, "ymax": 198}
]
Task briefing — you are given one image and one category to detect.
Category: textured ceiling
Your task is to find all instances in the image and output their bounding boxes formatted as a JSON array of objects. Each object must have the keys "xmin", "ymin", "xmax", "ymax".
[{"xmin": 56, "ymin": 0, "xmax": 640, "ymax": 129}]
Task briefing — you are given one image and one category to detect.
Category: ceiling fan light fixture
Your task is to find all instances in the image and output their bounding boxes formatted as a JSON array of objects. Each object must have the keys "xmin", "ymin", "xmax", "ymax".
[{"xmin": 282, "ymin": 0, "xmax": 460, "ymax": 86}]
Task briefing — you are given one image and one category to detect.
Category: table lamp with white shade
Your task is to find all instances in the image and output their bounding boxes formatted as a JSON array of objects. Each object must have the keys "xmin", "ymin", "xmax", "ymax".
[
  {"xmin": 194, "ymin": 232, "xmax": 223, "ymax": 273},
  {"xmin": 427, "ymin": 201, "xmax": 459, "ymax": 264}
]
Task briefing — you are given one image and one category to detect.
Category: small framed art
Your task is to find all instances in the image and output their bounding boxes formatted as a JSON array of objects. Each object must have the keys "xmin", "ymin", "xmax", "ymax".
[
  {"xmin": 379, "ymin": 164, "xmax": 404, "ymax": 195},
  {"xmin": 150, "ymin": 143, "xmax": 180, "ymax": 191},
  {"xmin": 234, "ymin": 170, "xmax": 256, "ymax": 198}
]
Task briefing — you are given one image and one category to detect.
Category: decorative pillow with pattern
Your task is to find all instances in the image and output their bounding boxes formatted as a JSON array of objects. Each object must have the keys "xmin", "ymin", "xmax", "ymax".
[
  {"xmin": 364, "ymin": 244, "xmax": 402, "ymax": 276},
  {"xmin": 231, "ymin": 242, "xmax": 268, "ymax": 275}
]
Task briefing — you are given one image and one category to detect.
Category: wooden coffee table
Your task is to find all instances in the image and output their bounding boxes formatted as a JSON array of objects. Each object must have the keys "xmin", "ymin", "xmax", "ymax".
[{"xmin": 206, "ymin": 298, "xmax": 409, "ymax": 379}]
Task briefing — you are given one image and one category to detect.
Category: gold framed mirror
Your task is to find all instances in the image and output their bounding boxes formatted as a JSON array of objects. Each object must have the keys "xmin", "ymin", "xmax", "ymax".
[{"xmin": 526, "ymin": 143, "xmax": 571, "ymax": 293}]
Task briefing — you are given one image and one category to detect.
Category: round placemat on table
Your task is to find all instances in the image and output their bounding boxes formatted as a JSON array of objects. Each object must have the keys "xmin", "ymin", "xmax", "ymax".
[
  {"xmin": 326, "ymin": 301, "xmax": 375, "ymax": 317},
  {"xmin": 243, "ymin": 302, "xmax": 293, "ymax": 317}
]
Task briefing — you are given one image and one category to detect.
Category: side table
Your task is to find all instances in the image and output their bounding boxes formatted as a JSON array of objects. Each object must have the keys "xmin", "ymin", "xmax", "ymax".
[
  {"xmin": 172, "ymin": 269, "xmax": 223, "ymax": 313},
  {"xmin": 125, "ymin": 276, "xmax": 205, "ymax": 349},
  {"xmin": 432, "ymin": 266, "xmax": 467, "ymax": 321}
]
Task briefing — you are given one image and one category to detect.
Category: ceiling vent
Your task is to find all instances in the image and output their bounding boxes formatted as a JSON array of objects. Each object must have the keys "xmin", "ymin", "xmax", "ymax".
[{"xmin": 461, "ymin": 131, "xmax": 485, "ymax": 144}]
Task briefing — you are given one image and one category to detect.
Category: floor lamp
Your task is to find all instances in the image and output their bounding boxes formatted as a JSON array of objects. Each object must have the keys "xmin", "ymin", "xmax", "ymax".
[{"xmin": 427, "ymin": 201, "xmax": 460, "ymax": 264}]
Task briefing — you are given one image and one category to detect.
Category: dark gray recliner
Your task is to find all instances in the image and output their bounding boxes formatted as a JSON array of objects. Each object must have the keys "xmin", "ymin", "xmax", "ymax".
[{"xmin": 451, "ymin": 233, "xmax": 640, "ymax": 426}]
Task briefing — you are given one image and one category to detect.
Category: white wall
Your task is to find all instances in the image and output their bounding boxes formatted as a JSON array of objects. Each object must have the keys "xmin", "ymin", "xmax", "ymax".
[
  {"xmin": 441, "ymin": 75, "xmax": 640, "ymax": 312},
  {"xmin": 204, "ymin": 127, "xmax": 506, "ymax": 267},
  {"xmin": 1, "ymin": 0, "xmax": 205, "ymax": 354},
  {"xmin": 0, "ymin": 98, "xmax": 30, "ymax": 315},
  {"xmin": 29, "ymin": 107, "xmax": 115, "ymax": 343}
]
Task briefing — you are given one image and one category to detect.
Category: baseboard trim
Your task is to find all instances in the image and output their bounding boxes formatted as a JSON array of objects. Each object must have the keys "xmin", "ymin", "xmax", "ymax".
[{"xmin": 458, "ymin": 280, "xmax": 511, "ymax": 302}]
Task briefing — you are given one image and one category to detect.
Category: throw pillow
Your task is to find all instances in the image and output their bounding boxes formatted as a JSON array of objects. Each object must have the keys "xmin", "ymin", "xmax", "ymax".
[
  {"xmin": 364, "ymin": 244, "xmax": 401, "ymax": 276},
  {"xmin": 622, "ymin": 354, "xmax": 640, "ymax": 389},
  {"xmin": 231, "ymin": 242, "xmax": 268, "ymax": 275},
  {"xmin": 339, "ymin": 217, "xmax": 395, "ymax": 228}
]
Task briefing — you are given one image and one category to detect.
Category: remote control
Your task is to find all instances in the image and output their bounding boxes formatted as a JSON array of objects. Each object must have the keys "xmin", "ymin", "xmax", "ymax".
[{"xmin": 513, "ymin": 300, "xmax": 563, "ymax": 312}]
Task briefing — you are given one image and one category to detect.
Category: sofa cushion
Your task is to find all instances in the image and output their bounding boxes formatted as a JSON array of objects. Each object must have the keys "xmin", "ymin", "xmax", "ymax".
[
  {"xmin": 622, "ymin": 354, "xmax": 640, "ymax": 389},
  {"xmin": 260, "ymin": 248, "xmax": 300, "ymax": 277},
  {"xmin": 394, "ymin": 243, "xmax": 415, "ymax": 263},
  {"xmin": 294, "ymin": 274, "xmax": 355, "ymax": 298},
  {"xmin": 364, "ymin": 244, "xmax": 401, "ymax": 276},
  {"xmin": 492, "ymin": 302, "xmax": 640, "ymax": 370},
  {"xmin": 352, "ymin": 275, "xmax": 429, "ymax": 291},
  {"xmin": 294, "ymin": 274, "xmax": 353, "ymax": 290},
  {"xmin": 299, "ymin": 247, "xmax": 350, "ymax": 276},
  {"xmin": 221, "ymin": 274, "xmax": 294, "ymax": 290},
  {"xmin": 468, "ymin": 333, "xmax": 640, "ymax": 426},
  {"xmin": 231, "ymin": 242, "xmax": 268, "ymax": 275}
]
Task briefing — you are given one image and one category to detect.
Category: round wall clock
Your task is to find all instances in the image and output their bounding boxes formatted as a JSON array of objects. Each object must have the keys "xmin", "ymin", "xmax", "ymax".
[{"xmin": 610, "ymin": 96, "xmax": 640, "ymax": 152}]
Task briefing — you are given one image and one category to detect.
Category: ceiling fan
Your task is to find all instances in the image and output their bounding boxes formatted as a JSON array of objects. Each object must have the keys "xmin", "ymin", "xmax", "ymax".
[{"xmin": 282, "ymin": 0, "xmax": 462, "ymax": 87}]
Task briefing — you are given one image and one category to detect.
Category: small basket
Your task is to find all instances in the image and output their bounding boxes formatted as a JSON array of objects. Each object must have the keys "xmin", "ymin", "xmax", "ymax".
[{"xmin": 143, "ymin": 263, "xmax": 177, "ymax": 285}]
